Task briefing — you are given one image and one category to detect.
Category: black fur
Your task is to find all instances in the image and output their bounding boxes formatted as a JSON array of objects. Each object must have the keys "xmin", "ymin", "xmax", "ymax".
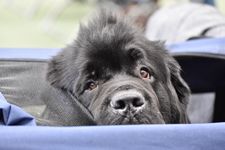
[{"xmin": 47, "ymin": 11, "xmax": 190, "ymax": 125}]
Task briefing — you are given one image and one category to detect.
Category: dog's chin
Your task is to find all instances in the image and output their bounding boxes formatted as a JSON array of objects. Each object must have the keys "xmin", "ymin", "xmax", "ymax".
[
  {"xmin": 96, "ymin": 114, "xmax": 165, "ymax": 125},
  {"xmin": 97, "ymin": 118, "xmax": 144, "ymax": 125},
  {"xmin": 119, "ymin": 117, "xmax": 147, "ymax": 125}
]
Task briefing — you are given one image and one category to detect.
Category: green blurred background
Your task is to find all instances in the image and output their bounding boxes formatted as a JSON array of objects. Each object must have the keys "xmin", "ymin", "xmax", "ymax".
[
  {"xmin": 0, "ymin": 0, "xmax": 94, "ymax": 48},
  {"xmin": 0, "ymin": 0, "xmax": 224, "ymax": 48}
]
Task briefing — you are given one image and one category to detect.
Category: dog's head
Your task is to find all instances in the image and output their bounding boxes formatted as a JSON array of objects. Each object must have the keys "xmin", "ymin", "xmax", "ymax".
[{"xmin": 47, "ymin": 12, "xmax": 190, "ymax": 125}]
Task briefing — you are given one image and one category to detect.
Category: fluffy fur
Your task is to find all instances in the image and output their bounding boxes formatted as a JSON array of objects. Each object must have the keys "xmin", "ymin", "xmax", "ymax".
[{"xmin": 47, "ymin": 11, "xmax": 190, "ymax": 125}]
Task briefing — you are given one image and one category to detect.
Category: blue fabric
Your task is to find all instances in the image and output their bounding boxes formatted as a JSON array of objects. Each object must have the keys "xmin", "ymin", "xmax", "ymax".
[
  {"xmin": 0, "ymin": 92, "xmax": 36, "ymax": 126},
  {"xmin": 0, "ymin": 48, "xmax": 60, "ymax": 60},
  {"xmin": 167, "ymin": 37, "xmax": 225, "ymax": 55},
  {"xmin": 0, "ymin": 123, "xmax": 225, "ymax": 150}
]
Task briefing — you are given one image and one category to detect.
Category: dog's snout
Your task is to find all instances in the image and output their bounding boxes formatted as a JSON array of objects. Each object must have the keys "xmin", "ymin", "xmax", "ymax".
[{"xmin": 110, "ymin": 90, "xmax": 145, "ymax": 112}]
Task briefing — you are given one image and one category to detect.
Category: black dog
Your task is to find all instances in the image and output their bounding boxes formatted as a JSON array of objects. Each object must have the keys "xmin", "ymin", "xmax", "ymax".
[{"xmin": 47, "ymin": 11, "xmax": 190, "ymax": 125}]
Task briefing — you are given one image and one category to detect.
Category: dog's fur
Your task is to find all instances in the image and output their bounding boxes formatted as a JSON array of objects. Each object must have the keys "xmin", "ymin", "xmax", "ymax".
[{"xmin": 47, "ymin": 11, "xmax": 190, "ymax": 125}]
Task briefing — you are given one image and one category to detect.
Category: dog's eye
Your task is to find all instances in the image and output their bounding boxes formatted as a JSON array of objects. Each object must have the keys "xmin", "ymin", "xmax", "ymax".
[
  {"xmin": 140, "ymin": 68, "xmax": 151, "ymax": 79},
  {"xmin": 87, "ymin": 81, "xmax": 98, "ymax": 91}
]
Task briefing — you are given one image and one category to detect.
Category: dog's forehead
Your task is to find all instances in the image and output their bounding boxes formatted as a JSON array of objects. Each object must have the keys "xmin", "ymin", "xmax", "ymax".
[
  {"xmin": 85, "ymin": 46, "xmax": 134, "ymax": 72},
  {"xmin": 81, "ymin": 40, "xmax": 167, "ymax": 77}
]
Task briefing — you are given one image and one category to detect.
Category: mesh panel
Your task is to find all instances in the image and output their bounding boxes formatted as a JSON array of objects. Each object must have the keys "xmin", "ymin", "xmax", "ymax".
[{"xmin": 0, "ymin": 59, "xmax": 95, "ymax": 126}]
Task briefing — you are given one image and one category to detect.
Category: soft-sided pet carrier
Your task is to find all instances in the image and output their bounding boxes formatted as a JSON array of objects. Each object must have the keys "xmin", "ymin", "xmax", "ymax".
[{"xmin": 0, "ymin": 38, "xmax": 225, "ymax": 150}]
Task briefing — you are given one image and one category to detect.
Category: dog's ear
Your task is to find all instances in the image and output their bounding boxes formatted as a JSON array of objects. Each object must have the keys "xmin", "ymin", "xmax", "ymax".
[
  {"xmin": 47, "ymin": 47, "xmax": 79, "ymax": 91},
  {"xmin": 167, "ymin": 56, "xmax": 191, "ymax": 123}
]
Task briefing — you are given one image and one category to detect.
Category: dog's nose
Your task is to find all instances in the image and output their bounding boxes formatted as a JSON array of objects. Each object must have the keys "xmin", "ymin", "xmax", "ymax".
[{"xmin": 110, "ymin": 90, "xmax": 145, "ymax": 112}]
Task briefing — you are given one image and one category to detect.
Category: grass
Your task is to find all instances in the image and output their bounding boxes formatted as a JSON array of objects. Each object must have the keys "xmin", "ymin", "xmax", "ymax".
[{"xmin": 0, "ymin": 0, "xmax": 94, "ymax": 48}]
